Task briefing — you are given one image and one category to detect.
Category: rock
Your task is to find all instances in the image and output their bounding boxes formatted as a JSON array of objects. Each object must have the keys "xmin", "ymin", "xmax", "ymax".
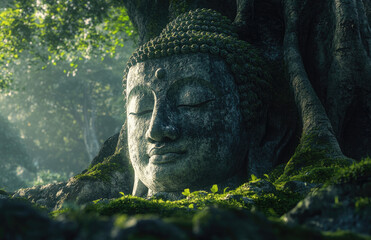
[
  {"xmin": 222, "ymin": 194, "xmax": 255, "ymax": 204},
  {"xmin": 0, "ymin": 198, "xmax": 113, "ymax": 240},
  {"xmin": 242, "ymin": 197, "xmax": 255, "ymax": 204},
  {"xmin": 90, "ymin": 133, "xmax": 119, "ymax": 167},
  {"xmin": 193, "ymin": 207, "xmax": 276, "ymax": 240},
  {"xmin": 12, "ymin": 132, "xmax": 134, "ymax": 210},
  {"xmin": 13, "ymin": 149, "xmax": 133, "ymax": 210},
  {"xmin": 13, "ymin": 182, "xmax": 66, "ymax": 209},
  {"xmin": 282, "ymin": 181, "xmax": 320, "ymax": 195},
  {"xmin": 112, "ymin": 217, "xmax": 188, "ymax": 240},
  {"xmin": 283, "ymin": 159, "xmax": 371, "ymax": 235},
  {"xmin": 283, "ymin": 182, "xmax": 371, "ymax": 235},
  {"xmin": 1, "ymin": 197, "xmax": 367, "ymax": 240},
  {"xmin": 0, "ymin": 198, "xmax": 60, "ymax": 239},
  {"xmin": 223, "ymin": 194, "xmax": 244, "ymax": 201},
  {"xmin": 0, "ymin": 194, "xmax": 8, "ymax": 200},
  {"xmin": 242, "ymin": 179, "xmax": 277, "ymax": 195},
  {"xmin": 149, "ymin": 191, "xmax": 186, "ymax": 201},
  {"xmin": 13, "ymin": 169, "xmax": 132, "ymax": 210}
]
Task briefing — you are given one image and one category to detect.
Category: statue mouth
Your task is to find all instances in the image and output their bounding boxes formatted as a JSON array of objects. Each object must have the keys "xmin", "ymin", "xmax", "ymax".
[
  {"xmin": 149, "ymin": 152, "xmax": 185, "ymax": 164},
  {"xmin": 148, "ymin": 147, "xmax": 186, "ymax": 164}
]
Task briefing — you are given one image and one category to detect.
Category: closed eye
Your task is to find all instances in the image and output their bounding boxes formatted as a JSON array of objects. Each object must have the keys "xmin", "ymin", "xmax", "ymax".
[
  {"xmin": 129, "ymin": 110, "xmax": 153, "ymax": 116},
  {"xmin": 177, "ymin": 99, "xmax": 215, "ymax": 108}
]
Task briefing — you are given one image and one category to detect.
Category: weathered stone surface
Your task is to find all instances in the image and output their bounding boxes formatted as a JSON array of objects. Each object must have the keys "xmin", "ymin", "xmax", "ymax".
[
  {"xmin": 112, "ymin": 217, "xmax": 188, "ymax": 240},
  {"xmin": 14, "ymin": 182, "xmax": 66, "ymax": 209},
  {"xmin": 12, "ymin": 130, "xmax": 134, "ymax": 210},
  {"xmin": 282, "ymin": 181, "xmax": 320, "ymax": 196},
  {"xmin": 90, "ymin": 132, "xmax": 119, "ymax": 167},
  {"xmin": 0, "ymin": 198, "xmax": 60, "ymax": 239},
  {"xmin": 13, "ymin": 169, "xmax": 132, "ymax": 210},
  {"xmin": 283, "ymin": 182, "xmax": 371, "ymax": 235},
  {"xmin": 0, "ymin": 198, "xmax": 338, "ymax": 240},
  {"xmin": 194, "ymin": 208, "xmax": 277, "ymax": 240},
  {"xmin": 127, "ymin": 53, "xmax": 249, "ymax": 196},
  {"xmin": 246, "ymin": 179, "xmax": 277, "ymax": 195},
  {"xmin": 0, "ymin": 192, "xmax": 9, "ymax": 200}
]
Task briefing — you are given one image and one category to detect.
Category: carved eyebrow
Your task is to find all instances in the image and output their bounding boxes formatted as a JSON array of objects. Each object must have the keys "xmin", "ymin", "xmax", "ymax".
[
  {"xmin": 167, "ymin": 77, "xmax": 222, "ymax": 98},
  {"xmin": 127, "ymin": 85, "xmax": 153, "ymax": 107}
]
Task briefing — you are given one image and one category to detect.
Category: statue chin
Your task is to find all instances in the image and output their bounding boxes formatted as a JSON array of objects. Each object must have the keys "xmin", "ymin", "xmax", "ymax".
[{"xmin": 126, "ymin": 53, "xmax": 249, "ymax": 197}]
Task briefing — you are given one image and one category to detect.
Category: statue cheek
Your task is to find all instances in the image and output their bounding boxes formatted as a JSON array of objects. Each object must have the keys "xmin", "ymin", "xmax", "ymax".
[
  {"xmin": 127, "ymin": 117, "xmax": 151, "ymax": 160},
  {"xmin": 177, "ymin": 110, "xmax": 215, "ymax": 137}
]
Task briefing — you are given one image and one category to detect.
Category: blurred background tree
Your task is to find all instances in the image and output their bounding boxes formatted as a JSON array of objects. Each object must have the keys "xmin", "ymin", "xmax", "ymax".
[
  {"xmin": 0, "ymin": 115, "xmax": 35, "ymax": 191},
  {"xmin": 0, "ymin": 0, "xmax": 137, "ymax": 190}
]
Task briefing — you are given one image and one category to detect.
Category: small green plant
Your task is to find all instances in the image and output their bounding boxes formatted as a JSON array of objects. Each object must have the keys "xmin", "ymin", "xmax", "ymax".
[
  {"xmin": 93, "ymin": 199, "xmax": 102, "ymax": 204},
  {"xmin": 251, "ymin": 174, "xmax": 258, "ymax": 181},
  {"xmin": 210, "ymin": 184, "xmax": 218, "ymax": 193},
  {"xmin": 182, "ymin": 188, "xmax": 191, "ymax": 197},
  {"xmin": 264, "ymin": 174, "xmax": 270, "ymax": 181}
]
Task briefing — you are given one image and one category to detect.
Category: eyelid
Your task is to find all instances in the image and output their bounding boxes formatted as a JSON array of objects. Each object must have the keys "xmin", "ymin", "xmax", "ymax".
[
  {"xmin": 129, "ymin": 109, "xmax": 153, "ymax": 116},
  {"xmin": 177, "ymin": 98, "xmax": 215, "ymax": 108}
]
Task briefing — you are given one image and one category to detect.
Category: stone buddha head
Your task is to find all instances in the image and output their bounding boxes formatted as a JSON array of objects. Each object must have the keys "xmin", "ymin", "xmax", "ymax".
[{"xmin": 123, "ymin": 9, "xmax": 267, "ymax": 197}]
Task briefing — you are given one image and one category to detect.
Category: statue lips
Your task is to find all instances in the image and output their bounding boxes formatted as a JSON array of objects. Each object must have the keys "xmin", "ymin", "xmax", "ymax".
[{"xmin": 148, "ymin": 146, "xmax": 186, "ymax": 164}]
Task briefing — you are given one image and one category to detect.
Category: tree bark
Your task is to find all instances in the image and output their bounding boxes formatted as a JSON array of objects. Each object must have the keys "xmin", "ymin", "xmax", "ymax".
[
  {"xmin": 122, "ymin": 0, "xmax": 170, "ymax": 44},
  {"xmin": 283, "ymin": 0, "xmax": 345, "ymax": 159}
]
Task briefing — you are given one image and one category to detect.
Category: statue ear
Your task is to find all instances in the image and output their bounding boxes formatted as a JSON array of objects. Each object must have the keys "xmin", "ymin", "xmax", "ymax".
[
  {"xmin": 132, "ymin": 174, "xmax": 148, "ymax": 197},
  {"xmin": 116, "ymin": 120, "xmax": 148, "ymax": 197}
]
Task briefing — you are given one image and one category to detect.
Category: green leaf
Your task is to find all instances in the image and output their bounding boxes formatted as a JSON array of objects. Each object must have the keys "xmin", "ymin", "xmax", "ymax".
[
  {"xmin": 251, "ymin": 174, "xmax": 258, "ymax": 181},
  {"xmin": 93, "ymin": 199, "xmax": 102, "ymax": 204},
  {"xmin": 210, "ymin": 184, "xmax": 218, "ymax": 193},
  {"xmin": 182, "ymin": 188, "xmax": 190, "ymax": 197},
  {"xmin": 119, "ymin": 192, "xmax": 125, "ymax": 196}
]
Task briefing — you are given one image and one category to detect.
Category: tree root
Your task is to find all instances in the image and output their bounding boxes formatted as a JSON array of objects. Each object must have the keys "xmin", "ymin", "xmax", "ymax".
[{"xmin": 283, "ymin": 0, "xmax": 348, "ymax": 161}]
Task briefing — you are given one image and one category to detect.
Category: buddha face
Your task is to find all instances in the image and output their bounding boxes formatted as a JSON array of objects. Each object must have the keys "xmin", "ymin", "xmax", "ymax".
[{"xmin": 126, "ymin": 53, "xmax": 248, "ymax": 193}]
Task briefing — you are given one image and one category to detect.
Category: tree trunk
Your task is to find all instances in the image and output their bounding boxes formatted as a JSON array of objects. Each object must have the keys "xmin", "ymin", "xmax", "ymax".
[
  {"xmin": 82, "ymin": 82, "xmax": 100, "ymax": 162},
  {"xmin": 283, "ymin": 0, "xmax": 345, "ymax": 159}
]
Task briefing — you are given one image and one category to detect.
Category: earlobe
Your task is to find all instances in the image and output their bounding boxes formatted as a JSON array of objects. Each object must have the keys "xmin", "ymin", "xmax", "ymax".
[{"xmin": 132, "ymin": 174, "xmax": 148, "ymax": 197}]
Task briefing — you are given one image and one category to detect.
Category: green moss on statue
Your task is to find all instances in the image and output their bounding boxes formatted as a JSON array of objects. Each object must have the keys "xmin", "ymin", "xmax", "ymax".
[{"xmin": 74, "ymin": 150, "xmax": 131, "ymax": 182}]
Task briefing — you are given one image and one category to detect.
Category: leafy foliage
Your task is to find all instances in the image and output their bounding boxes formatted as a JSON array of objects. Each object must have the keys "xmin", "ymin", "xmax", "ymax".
[
  {"xmin": 30, "ymin": 170, "xmax": 70, "ymax": 186},
  {"xmin": 0, "ymin": 44, "xmax": 135, "ymax": 174},
  {"xmin": 0, "ymin": 0, "xmax": 136, "ymax": 88}
]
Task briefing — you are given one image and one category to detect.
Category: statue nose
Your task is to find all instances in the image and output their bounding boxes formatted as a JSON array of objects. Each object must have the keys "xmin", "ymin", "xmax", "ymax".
[{"xmin": 146, "ymin": 106, "xmax": 179, "ymax": 142}]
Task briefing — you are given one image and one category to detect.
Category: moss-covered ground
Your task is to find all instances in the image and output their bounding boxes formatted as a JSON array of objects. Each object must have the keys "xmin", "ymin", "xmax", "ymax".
[{"xmin": 49, "ymin": 156, "xmax": 371, "ymax": 239}]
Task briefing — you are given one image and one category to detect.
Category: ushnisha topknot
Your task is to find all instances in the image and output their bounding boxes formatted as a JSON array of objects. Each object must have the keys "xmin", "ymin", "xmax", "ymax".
[{"xmin": 123, "ymin": 8, "xmax": 270, "ymax": 128}]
